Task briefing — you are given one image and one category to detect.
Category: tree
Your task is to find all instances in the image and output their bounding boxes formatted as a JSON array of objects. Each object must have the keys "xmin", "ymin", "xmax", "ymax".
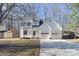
[
  {"xmin": 15, "ymin": 3, "xmax": 40, "ymax": 20},
  {"xmin": 42, "ymin": 4, "xmax": 49, "ymax": 20},
  {"xmin": 64, "ymin": 4, "xmax": 79, "ymax": 30},
  {"xmin": 0, "ymin": 3, "xmax": 15, "ymax": 24},
  {"xmin": 63, "ymin": 3, "xmax": 79, "ymax": 38}
]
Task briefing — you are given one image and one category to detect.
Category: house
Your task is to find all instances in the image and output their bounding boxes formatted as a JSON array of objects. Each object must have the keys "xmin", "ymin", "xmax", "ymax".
[
  {"xmin": 0, "ymin": 23, "xmax": 7, "ymax": 38},
  {"xmin": 20, "ymin": 16, "xmax": 62, "ymax": 39},
  {"xmin": 0, "ymin": 19, "xmax": 19, "ymax": 38},
  {"xmin": 0, "ymin": 24, "xmax": 14, "ymax": 38},
  {"xmin": 47, "ymin": 19, "xmax": 62, "ymax": 39},
  {"xmin": 39, "ymin": 22, "xmax": 51, "ymax": 39},
  {"xmin": 20, "ymin": 17, "xmax": 42, "ymax": 39}
]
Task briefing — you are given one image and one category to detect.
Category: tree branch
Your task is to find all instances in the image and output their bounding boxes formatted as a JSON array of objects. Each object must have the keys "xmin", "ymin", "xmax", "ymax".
[{"xmin": 0, "ymin": 3, "xmax": 15, "ymax": 24}]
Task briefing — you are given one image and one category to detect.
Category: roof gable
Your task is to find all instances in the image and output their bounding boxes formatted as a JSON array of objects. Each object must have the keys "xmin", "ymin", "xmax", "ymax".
[
  {"xmin": 46, "ymin": 19, "xmax": 62, "ymax": 31},
  {"xmin": 39, "ymin": 22, "xmax": 51, "ymax": 32}
]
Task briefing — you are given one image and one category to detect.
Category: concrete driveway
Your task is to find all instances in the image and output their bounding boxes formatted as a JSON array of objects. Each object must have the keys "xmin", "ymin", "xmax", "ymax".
[{"xmin": 40, "ymin": 39, "xmax": 79, "ymax": 56}]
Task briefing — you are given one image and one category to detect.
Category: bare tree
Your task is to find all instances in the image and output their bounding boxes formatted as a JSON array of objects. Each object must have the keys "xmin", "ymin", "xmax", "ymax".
[
  {"xmin": 40, "ymin": 4, "xmax": 49, "ymax": 21},
  {"xmin": 14, "ymin": 3, "xmax": 40, "ymax": 21},
  {"xmin": 0, "ymin": 3, "xmax": 15, "ymax": 24}
]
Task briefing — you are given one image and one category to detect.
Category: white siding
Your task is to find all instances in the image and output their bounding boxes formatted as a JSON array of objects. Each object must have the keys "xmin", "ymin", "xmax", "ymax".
[
  {"xmin": 39, "ymin": 23, "xmax": 51, "ymax": 39},
  {"xmin": 20, "ymin": 27, "xmax": 23, "ymax": 38}
]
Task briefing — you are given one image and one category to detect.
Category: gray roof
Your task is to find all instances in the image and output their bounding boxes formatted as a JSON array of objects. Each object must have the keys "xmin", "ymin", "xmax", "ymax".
[{"xmin": 32, "ymin": 20, "xmax": 43, "ymax": 27}]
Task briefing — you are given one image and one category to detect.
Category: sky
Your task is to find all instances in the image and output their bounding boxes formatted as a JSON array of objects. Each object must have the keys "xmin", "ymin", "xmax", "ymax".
[
  {"xmin": 35, "ymin": 3, "xmax": 70, "ymax": 27},
  {"xmin": 37, "ymin": 3, "xmax": 68, "ymax": 19}
]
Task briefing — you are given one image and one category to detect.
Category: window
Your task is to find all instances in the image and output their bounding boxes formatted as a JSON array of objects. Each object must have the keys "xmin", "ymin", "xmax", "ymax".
[
  {"xmin": 33, "ymin": 31, "xmax": 36, "ymax": 35},
  {"xmin": 23, "ymin": 29, "xmax": 31, "ymax": 36},
  {"xmin": 41, "ymin": 33, "xmax": 48, "ymax": 34},
  {"xmin": 21, "ymin": 22, "xmax": 26, "ymax": 26},
  {"xmin": 52, "ymin": 33, "xmax": 57, "ymax": 35},
  {"xmin": 27, "ymin": 22, "xmax": 31, "ymax": 26},
  {"xmin": 24, "ymin": 30, "xmax": 27, "ymax": 35}
]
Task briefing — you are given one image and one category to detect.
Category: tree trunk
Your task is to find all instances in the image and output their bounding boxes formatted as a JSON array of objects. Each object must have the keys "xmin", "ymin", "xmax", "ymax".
[{"xmin": 17, "ymin": 18, "xmax": 20, "ymax": 37}]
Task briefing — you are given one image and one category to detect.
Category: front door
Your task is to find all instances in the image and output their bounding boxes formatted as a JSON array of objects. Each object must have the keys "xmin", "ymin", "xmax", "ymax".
[
  {"xmin": 33, "ymin": 31, "xmax": 36, "ymax": 36},
  {"xmin": 33, "ymin": 30, "xmax": 37, "ymax": 39}
]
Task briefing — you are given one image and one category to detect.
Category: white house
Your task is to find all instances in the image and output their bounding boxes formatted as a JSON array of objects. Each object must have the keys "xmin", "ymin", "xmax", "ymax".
[
  {"xmin": 20, "ymin": 17, "xmax": 62, "ymax": 39},
  {"xmin": 48, "ymin": 20, "xmax": 62, "ymax": 39},
  {"xmin": 38, "ymin": 19, "xmax": 62, "ymax": 39},
  {"xmin": 38, "ymin": 22, "xmax": 52, "ymax": 39},
  {"xmin": 20, "ymin": 17, "xmax": 33, "ymax": 38}
]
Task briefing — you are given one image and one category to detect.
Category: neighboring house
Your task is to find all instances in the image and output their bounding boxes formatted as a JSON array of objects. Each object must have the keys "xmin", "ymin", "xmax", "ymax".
[
  {"xmin": 63, "ymin": 24, "xmax": 76, "ymax": 39},
  {"xmin": 0, "ymin": 19, "xmax": 19, "ymax": 38},
  {"xmin": 9, "ymin": 27, "xmax": 19, "ymax": 38},
  {"xmin": 20, "ymin": 16, "xmax": 62, "ymax": 39},
  {"xmin": 74, "ymin": 22, "xmax": 79, "ymax": 37},
  {"xmin": 0, "ymin": 23, "xmax": 7, "ymax": 38}
]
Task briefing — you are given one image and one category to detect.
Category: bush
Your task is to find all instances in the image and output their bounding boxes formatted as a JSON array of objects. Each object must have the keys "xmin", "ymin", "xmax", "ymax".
[{"xmin": 63, "ymin": 31, "xmax": 75, "ymax": 39}]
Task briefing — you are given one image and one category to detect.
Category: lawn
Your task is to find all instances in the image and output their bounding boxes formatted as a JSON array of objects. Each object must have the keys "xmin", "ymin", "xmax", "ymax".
[
  {"xmin": 0, "ymin": 38, "xmax": 40, "ymax": 56},
  {"xmin": 68, "ymin": 39, "xmax": 79, "ymax": 43}
]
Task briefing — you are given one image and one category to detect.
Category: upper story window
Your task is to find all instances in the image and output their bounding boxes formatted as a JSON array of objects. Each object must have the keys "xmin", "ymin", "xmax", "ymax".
[
  {"xmin": 21, "ymin": 22, "xmax": 31, "ymax": 26},
  {"xmin": 21, "ymin": 22, "xmax": 26, "ymax": 26},
  {"xmin": 27, "ymin": 22, "xmax": 31, "ymax": 26}
]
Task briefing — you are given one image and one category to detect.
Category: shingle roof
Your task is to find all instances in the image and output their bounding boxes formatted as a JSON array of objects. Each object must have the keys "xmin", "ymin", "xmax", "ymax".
[{"xmin": 32, "ymin": 20, "xmax": 43, "ymax": 27}]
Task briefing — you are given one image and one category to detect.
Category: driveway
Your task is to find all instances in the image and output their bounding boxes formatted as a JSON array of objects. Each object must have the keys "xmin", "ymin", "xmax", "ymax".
[{"xmin": 40, "ymin": 39, "xmax": 79, "ymax": 56}]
